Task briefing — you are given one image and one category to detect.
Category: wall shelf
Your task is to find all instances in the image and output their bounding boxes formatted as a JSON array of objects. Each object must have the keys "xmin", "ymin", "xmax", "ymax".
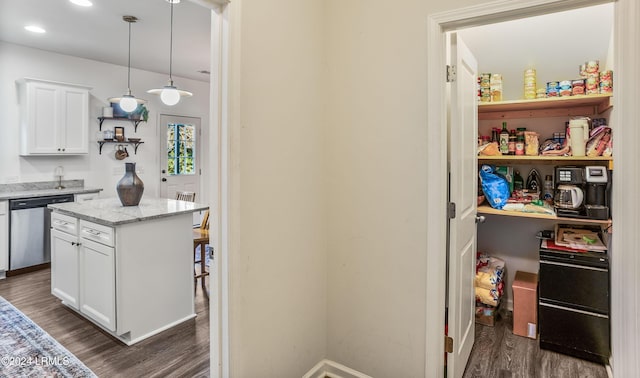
[
  {"xmin": 97, "ymin": 140, "xmax": 144, "ymax": 155},
  {"xmin": 97, "ymin": 117, "xmax": 145, "ymax": 132},
  {"xmin": 478, "ymin": 94, "xmax": 612, "ymax": 120}
]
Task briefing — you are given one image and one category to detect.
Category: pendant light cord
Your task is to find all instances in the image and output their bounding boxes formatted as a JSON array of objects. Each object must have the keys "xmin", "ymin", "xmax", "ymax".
[
  {"xmin": 168, "ymin": 1, "xmax": 174, "ymax": 84},
  {"xmin": 127, "ymin": 19, "xmax": 132, "ymax": 93}
]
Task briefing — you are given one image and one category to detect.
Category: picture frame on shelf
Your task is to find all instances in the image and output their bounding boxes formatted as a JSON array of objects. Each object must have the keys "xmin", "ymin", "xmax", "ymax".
[{"xmin": 114, "ymin": 127, "xmax": 125, "ymax": 142}]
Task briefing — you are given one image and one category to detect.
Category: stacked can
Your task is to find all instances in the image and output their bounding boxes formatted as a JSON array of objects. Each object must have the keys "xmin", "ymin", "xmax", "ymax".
[
  {"xmin": 585, "ymin": 60, "xmax": 600, "ymax": 95},
  {"xmin": 600, "ymin": 70, "xmax": 613, "ymax": 94},
  {"xmin": 546, "ymin": 81, "xmax": 560, "ymax": 97},
  {"xmin": 523, "ymin": 69, "xmax": 537, "ymax": 99},
  {"xmin": 490, "ymin": 74, "xmax": 503, "ymax": 102},
  {"xmin": 558, "ymin": 80, "xmax": 572, "ymax": 97},
  {"xmin": 536, "ymin": 88, "xmax": 547, "ymax": 99},
  {"xmin": 480, "ymin": 73, "xmax": 491, "ymax": 102},
  {"xmin": 572, "ymin": 79, "xmax": 585, "ymax": 95}
]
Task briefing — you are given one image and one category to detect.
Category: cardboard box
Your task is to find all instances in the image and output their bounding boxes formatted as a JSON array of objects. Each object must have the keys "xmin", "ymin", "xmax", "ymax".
[
  {"xmin": 512, "ymin": 271, "xmax": 538, "ymax": 339},
  {"xmin": 476, "ymin": 303, "xmax": 500, "ymax": 326}
]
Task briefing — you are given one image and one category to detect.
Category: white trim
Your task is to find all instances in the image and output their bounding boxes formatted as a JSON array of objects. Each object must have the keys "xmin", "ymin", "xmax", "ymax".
[
  {"xmin": 427, "ymin": 1, "xmax": 639, "ymax": 377},
  {"xmin": 611, "ymin": 1, "xmax": 640, "ymax": 377},
  {"xmin": 303, "ymin": 359, "xmax": 373, "ymax": 378},
  {"xmin": 209, "ymin": 2, "xmax": 232, "ymax": 378}
]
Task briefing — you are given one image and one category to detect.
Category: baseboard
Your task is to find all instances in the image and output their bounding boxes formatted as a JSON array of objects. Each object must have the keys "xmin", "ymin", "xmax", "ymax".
[{"xmin": 303, "ymin": 359, "xmax": 372, "ymax": 378}]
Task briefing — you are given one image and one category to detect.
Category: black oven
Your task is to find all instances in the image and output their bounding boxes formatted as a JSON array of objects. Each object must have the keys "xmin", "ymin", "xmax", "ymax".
[{"xmin": 538, "ymin": 245, "xmax": 610, "ymax": 364}]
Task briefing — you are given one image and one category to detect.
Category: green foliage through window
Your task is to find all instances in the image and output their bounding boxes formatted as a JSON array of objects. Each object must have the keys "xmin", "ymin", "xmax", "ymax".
[{"xmin": 167, "ymin": 123, "xmax": 196, "ymax": 175}]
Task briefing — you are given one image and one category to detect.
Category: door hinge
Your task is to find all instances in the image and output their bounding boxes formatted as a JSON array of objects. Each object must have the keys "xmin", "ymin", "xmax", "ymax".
[
  {"xmin": 446, "ymin": 65, "xmax": 456, "ymax": 82},
  {"xmin": 448, "ymin": 202, "xmax": 456, "ymax": 219},
  {"xmin": 445, "ymin": 336, "xmax": 454, "ymax": 353}
]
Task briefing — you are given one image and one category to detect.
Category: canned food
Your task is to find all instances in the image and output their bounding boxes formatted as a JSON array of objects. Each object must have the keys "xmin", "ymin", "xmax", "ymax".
[
  {"xmin": 585, "ymin": 73, "xmax": 599, "ymax": 95},
  {"xmin": 579, "ymin": 64, "xmax": 587, "ymax": 78},
  {"xmin": 546, "ymin": 81, "xmax": 560, "ymax": 97},
  {"xmin": 571, "ymin": 79, "xmax": 585, "ymax": 95},
  {"xmin": 599, "ymin": 70, "xmax": 613, "ymax": 94},
  {"xmin": 586, "ymin": 60, "xmax": 600, "ymax": 74},
  {"xmin": 558, "ymin": 80, "xmax": 572, "ymax": 97}
]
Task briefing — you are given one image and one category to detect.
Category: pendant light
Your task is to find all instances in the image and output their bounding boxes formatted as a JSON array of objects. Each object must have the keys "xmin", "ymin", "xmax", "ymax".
[
  {"xmin": 147, "ymin": 0, "xmax": 193, "ymax": 106},
  {"xmin": 108, "ymin": 16, "xmax": 146, "ymax": 113}
]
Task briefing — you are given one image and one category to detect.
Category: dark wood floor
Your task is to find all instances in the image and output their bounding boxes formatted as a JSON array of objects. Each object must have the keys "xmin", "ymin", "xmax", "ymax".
[
  {"xmin": 0, "ymin": 268, "xmax": 210, "ymax": 377},
  {"xmin": 464, "ymin": 311, "xmax": 608, "ymax": 378}
]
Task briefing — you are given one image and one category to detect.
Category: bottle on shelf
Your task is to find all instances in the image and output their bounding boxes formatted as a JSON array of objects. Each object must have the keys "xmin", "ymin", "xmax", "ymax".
[
  {"xmin": 491, "ymin": 128, "xmax": 499, "ymax": 143},
  {"xmin": 543, "ymin": 175, "xmax": 554, "ymax": 201},
  {"xmin": 508, "ymin": 129, "xmax": 516, "ymax": 155},
  {"xmin": 499, "ymin": 122, "xmax": 509, "ymax": 154},
  {"xmin": 513, "ymin": 170, "xmax": 524, "ymax": 191}
]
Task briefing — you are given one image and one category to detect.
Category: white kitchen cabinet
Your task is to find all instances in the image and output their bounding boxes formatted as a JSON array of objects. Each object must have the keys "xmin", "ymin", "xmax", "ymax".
[
  {"xmin": 51, "ymin": 228, "xmax": 80, "ymax": 309},
  {"xmin": 19, "ymin": 78, "xmax": 91, "ymax": 155},
  {"xmin": 79, "ymin": 238, "xmax": 116, "ymax": 332},
  {"xmin": 0, "ymin": 201, "xmax": 8, "ymax": 276},
  {"xmin": 51, "ymin": 213, "xmax": 116, "ymax": 330}
]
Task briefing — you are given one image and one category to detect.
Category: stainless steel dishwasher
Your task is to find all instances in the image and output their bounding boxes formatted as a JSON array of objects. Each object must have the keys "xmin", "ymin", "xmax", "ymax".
[{"xmin": 9, "ymin": 194, "xmax": 74, "ymax": 274}]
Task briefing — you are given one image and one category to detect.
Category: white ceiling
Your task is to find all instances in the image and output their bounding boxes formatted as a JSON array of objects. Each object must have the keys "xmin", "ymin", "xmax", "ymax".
[
  {"xmin": 0, "ymin": 0, "xmax": 212, "ymax": 82},
  {"xmin": 458, "ymin": 3, "xmax": 614, "ymax": 100}
]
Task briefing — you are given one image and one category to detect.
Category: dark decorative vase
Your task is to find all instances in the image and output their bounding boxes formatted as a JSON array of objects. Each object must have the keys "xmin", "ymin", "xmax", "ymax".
[{"xmin": 116, "ymin": 163, "xmax": 144, "ymax": 206}]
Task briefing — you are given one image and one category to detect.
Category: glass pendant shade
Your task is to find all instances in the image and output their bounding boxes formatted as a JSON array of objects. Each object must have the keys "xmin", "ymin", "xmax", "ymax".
[
  {"xmin": 120, "ymin": 94, "xmax": 138, "ymax": 112},
  {"xmin": 160, "ymin": 87, "xmax": 180, "ymax": 106}
]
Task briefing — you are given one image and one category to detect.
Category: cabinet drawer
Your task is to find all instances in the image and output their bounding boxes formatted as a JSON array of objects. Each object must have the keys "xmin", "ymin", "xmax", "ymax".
[
  {"xmin": 80, "ymin": 220, "xmax": 114, "ymax": 247},
  {"xmin": 51, "ymin": 212, "xmax": 78, "ymax": 235},
  {"xmin": 539, "ymin": 259, "xmax": 609, "ymax": 314}
]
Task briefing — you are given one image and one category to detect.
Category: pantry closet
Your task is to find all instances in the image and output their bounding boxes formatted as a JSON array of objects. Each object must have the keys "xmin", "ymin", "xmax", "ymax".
[{"xmin": 456, "ymin": 1, "xmax": 614, "ymax": 374}]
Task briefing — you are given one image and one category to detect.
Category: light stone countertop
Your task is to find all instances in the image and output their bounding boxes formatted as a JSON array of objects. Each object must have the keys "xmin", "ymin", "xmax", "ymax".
[
  {"xmin": 48, "ymin": 197, "xmax": 209, "ymax": 227},
  {"xmin": 0, "ymin": 180, "xmax": 102, "ymax": 200}
]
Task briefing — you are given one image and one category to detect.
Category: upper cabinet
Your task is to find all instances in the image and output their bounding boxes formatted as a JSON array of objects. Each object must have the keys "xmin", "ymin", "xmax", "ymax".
[{"xmin": 18, "ymin": 78, "xmax": 92, "ymax": 155}]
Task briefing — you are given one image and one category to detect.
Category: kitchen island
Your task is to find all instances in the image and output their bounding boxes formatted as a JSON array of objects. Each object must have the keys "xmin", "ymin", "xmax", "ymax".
[{"xmin": 48, "ymin": 197, "xmax": 209, "ymax": 345}]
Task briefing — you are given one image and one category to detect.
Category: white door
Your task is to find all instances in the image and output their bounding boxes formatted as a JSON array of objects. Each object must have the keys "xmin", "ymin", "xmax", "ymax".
[
  {"xmin": 447, "ymin": 32, "xmax": 478, "ymax": 378},
  {"xmin": 159, "ymin": 115, "xmax": 201, "ymax": 199}
]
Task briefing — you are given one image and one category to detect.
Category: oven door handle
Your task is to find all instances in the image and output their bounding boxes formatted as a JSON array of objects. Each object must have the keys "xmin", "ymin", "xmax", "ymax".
[{"xmin": 540, "ymin": 259, "xmax": 608, "ymax": 272}]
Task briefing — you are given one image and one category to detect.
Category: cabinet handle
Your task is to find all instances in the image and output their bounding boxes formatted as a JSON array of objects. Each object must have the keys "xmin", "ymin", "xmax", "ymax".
[
  {"xmin": 71, "ymin": 241, "xmax": 81, "ymax": 246},
  {"xmin": 62, "ymin": 148, "xmax": 66, "ymax": 151}
]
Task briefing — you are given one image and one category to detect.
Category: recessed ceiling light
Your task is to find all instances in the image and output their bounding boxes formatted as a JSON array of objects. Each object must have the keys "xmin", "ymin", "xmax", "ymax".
[
  {"xmin": 25, "ymin": 25, "xmax": 46, "ymax": 33},
  {"xmin": 166, "ymin": 0, "xmax": 181, "ymax": 3},
  {"xmin": 69, "ymin": 0, "xmax": 93, "ymax": 6}
]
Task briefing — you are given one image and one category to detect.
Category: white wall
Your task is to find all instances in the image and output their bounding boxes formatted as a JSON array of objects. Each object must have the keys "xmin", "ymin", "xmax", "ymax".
[
  {"xmin": 227, "ymin": 0, "xmax": 327, "ymax": 376},
  {"xmin": 0, "ymin": 42, "xmax": 210, "ymax": 203},
  {"xmin": 322, "ymin": 0, "xmax": 486, "ymax": 376}
]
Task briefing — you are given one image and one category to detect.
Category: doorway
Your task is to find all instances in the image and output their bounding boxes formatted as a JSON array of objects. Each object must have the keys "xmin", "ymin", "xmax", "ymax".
[
  {"xmin": 159, "ymin": 114, "xmax": 202, "ymax": 200},
  {"xmin": 427, "ymin": 1, "xmax": 639, "ymax": 377}
]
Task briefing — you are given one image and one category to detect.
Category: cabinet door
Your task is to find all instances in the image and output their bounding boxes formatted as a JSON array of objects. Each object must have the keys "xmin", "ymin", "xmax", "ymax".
[
  {"xmin": 51, "ymin": 229, "xmax": 79, "ymax": 309},
  {"xmin": 25, "ymin": 82, "xmax": 60, "ymax": 154},
  {"xmin": 60, "ymin": 87, "xmax": 89, "ymax": 154},
  {"xmin": 0, "ymin": 201, "xmax": 7, "ymax": 272},
  {"xmin": 79, "ymin": 238, "xmax": 116, "ymax": 331}
]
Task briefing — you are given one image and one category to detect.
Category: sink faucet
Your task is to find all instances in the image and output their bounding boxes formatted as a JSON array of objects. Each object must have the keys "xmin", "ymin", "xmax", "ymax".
[{"xmin": 54, "ymin": 166, "xmax": 65, "ymax": 189}]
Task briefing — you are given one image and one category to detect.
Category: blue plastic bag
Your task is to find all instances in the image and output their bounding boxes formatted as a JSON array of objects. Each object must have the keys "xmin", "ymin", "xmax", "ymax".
[{"xmin": 479, "ymin": 165, "xmax": 510, "ymax": 209}]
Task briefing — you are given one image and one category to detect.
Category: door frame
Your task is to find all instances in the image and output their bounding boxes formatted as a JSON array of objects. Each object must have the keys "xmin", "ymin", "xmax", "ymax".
[
  {"xmin": 426, "ymin": 1, "xmax": 640, "ymax": 376},
  {"xmin": 208, "ymin": 1, "xmax": 232, "ymax": 378}
]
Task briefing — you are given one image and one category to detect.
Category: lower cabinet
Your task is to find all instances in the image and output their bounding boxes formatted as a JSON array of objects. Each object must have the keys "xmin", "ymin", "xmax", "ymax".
[
  {"xmin": 51, "ymin": 213, "xmax": 115, "ymax": 331},
  {"xmin": 79, "ymin": 239, "xmax": 115, "ymax": 332},
  {"xmin": 51, "ymin": 228, "xmax": 80, "ymax": 309}
]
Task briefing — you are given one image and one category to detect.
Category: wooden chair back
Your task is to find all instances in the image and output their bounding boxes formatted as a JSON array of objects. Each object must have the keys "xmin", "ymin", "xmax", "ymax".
[{"xmin": 175, "ymin": 191, "xmax": 196, "ymax": 202}]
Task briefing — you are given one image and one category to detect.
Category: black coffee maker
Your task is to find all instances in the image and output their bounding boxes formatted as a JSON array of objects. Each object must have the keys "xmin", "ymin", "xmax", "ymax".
[{"xmin": 584, "ymin": 166, "xmax": 610, "ymax": 220}]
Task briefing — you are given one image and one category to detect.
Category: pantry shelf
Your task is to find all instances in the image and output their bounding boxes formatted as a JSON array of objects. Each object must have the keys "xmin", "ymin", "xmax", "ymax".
[
  {"xmin": 477, "ymin": 205, "xmax": 612, "ymax": 226},
  {"xmin": 478, "ymin": 155, "xmax": 613, "ymax": 170},
  {"xmin": 478, "ymin": 93, "xmax": 612, "ymax": 120}
]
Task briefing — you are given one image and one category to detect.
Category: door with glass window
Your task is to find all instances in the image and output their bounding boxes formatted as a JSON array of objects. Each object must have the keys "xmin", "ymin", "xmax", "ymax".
[{"xmin": 159, "ymin": 115, "xmax": 201, "ymax": 200}]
